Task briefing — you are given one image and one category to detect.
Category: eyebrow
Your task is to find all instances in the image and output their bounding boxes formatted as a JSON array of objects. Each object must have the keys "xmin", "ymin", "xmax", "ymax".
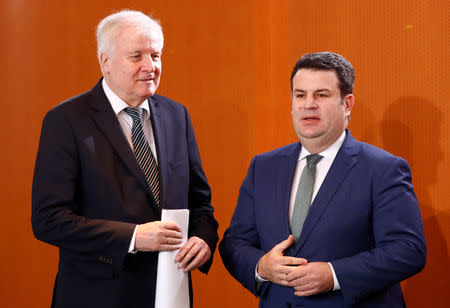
[
  {"xmin": 129, "ymin": 48, "xmax": 161, "ymax": 54},
  {"xmin": 293, "ymin": 88, "xmax": 332, "ymax": 93}
]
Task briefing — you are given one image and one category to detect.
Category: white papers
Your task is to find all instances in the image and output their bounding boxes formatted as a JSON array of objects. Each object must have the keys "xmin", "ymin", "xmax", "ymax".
[{"xmin": 155, "ymin": 209, "xmax": 190, "ymax": 308}]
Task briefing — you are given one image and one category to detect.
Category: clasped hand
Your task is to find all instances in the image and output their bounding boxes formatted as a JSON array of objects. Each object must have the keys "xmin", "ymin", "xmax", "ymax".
[
  {"xmin": 257, "ymin": 235, "xmax": 334, "ymax": 296},
  {"xmin": 135, "ymin": 221, "xmax": 210, "ymax": 272}
]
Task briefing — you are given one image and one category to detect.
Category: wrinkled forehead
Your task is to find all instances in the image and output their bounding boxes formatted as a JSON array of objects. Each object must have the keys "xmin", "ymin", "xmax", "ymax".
[
  {"xmin": 113, "ymin": 25, "xmax": 164, "ymax": 52},
  {"xmin": 292, "ymin": 69, "xmax": 340, "ymax": 90}
]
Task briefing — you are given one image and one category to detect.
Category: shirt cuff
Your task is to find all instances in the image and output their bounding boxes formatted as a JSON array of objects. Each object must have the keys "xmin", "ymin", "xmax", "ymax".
[
  {"xmin": 255, "ymin": 258, "xmax": 269, "ymax": 283},
  {"xmin": 128, "ymin": 225, "xmax": 138, "ymax": 254},
  {"xmin": 328, "ymin": 262, "xmax": 341, "ymax": 290}
]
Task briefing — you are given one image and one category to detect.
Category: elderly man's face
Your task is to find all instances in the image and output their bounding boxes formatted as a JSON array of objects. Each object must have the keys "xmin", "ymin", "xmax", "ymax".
[
  {"xmin": 101, "ymin": 26, "xmax": 163, "ymax": 106},
  {"xmin": 291, "ymin": 69, "xmax": 354, "ymax": 152}
]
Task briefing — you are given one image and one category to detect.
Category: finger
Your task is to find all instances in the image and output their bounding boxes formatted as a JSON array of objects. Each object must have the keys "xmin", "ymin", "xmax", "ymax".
[
  {"xmin": 295, "ymin": 290, "xmax": 313, "ymax": 297},
  {"xmin": 161, "ymin": 221, "xmax": 182, "ymax": 232},
  {"xmin": 279, "ymin": 272, "xmax": 288, "ymax": 282},
  {"xmin": 275, "ymin": 272, "xmax": 290, "ymax": 286},
  {"xmin": 274, "ymin": 235, "xmax": 295, "ymax": 252},
  {"xmin": 183, "ymin": 249, "xmax": 207, "ymax": 272},
  {"xmin": 200, "ymin": 250, "xmax": 211, "ymax": 267},
  {"xmin": 279, "ymin": 279, "xmax": 289, "ymax": 286},
  {"xmin": 282, "ymin": 256, "xmax": 308, "ymax": 266},
  {"xmin": 175, "ymin": 238, "xmax": 198, "ymax": 262},
  {"xmin": 193, "ymin": 246, "xmax": 211, "ymax": 270},
  {"xmin": 175, "ymin": 238, "xmax": 196, "ymax": 262},
  {"xmin": 281, "ymin": 265, "xmax": 301, "ymax": 278},
  {"xmin": 294, "ymin": 287, "xmax": 318, "ymax": 297},
  {"xmin": 161, "ymin": 236, "xmax": 182, "ymax": 246},
  {"xmin": 159, "ymin": 244, "xmax": 182, "ymax": 251},
  {"xmin": 288, "ymin": 275, "xmax": 308, "ymax": 288},
  {"xmin": 162, "ymin": 229, "xmax": 183, "ymax": 239},
  {"xmin": 185, "ymin": 245, "xmax": 211, "ymax": 272},
  {"xmin": 178, "ymin": 242, "xmax": 202, "ymax": 267},
  {"xmin": 285, "ymin": 267, "xmax": 307, "ymax": 281}
]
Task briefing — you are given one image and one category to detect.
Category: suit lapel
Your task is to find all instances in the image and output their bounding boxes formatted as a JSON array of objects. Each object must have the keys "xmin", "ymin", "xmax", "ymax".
[
  {"xmin": 148, "ymin": 96, "xmax": 167, "ymax": 208},
  {"xmin": 277, "ymin": 143, "xmax": 302, "ymax": 245},
  {"xmin": 293, "ymin": 131, "xmax": 359, "ymax": 255},
  {"xmin": 88, "ymin": 80, "xmax": 155, "ymax": 202}
]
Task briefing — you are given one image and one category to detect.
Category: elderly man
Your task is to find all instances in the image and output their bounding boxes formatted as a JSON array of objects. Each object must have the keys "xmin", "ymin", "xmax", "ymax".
[
  {"xmin": 219, "ymin": 52, "xmax": 426, "ymax": 307},
  {"xmin": 32, "ymin": 10, "xmax": 218, "ymax": 308}
]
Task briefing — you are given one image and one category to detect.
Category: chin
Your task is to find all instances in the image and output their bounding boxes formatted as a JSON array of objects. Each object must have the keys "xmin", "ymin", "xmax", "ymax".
[
  {"xmin": 137, "ymin": 82, "xmax": 158, "ymax": 96},
  {"xmin": 299, "ymin": 128, "xmax": 330, "ymax": 140},
  {"xmin": 295, "ymin": 125, "xmax": 322, "ymax": 138},
  {"xmin": 140, "ymin": 88, "xmax": 156, "ymax": 98}
]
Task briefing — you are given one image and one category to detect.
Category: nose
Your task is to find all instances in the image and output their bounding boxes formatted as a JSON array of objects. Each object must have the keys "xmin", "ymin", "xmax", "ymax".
[
  {"xmin": 142, "ymin": 54, "xmax": 155, "ymax": 72},
  {"xmin": 303, "ymin": 95, "xmax": 317, "ymax": 110}
]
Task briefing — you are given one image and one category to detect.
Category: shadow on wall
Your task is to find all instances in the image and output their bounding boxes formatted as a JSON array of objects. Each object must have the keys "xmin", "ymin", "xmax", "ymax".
[
  {"xmin": 348, "ymin": 99, "xmax": 377, "ymax": 143},
  {"xmin": 380, "ymin": 97, "xmax": 449, "ymax": 308}
]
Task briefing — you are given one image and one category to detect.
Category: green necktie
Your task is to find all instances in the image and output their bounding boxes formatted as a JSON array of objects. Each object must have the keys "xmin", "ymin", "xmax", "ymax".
[{"xmin": 291, "ymin": 154, "xmax": 323, "ymax": 242}]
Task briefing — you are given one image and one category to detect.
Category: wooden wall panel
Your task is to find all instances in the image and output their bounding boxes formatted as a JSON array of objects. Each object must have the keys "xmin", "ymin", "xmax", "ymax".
[{"xmin": 1, "ymin": 0, "xmax": 448, "ymax": 307}]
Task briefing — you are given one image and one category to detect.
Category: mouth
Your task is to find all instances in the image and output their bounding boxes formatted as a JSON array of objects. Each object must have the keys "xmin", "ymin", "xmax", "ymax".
[
  {"xmin": 302, "ymin": 116, "xmax": 320, "ymax": 122},
  {"xmin": 137, "ymin": 76, "xmax": 155, "ymax": 82}
]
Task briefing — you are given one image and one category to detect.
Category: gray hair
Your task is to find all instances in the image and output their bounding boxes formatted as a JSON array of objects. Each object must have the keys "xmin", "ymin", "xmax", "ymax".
[{"xmin": 96, "ymin": 10, "xmax": 163, "ymax": 63}]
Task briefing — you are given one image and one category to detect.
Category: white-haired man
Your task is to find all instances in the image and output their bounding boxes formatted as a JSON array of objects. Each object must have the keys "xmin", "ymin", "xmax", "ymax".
[{"xmin": 32, "ymin": 10, "xmax": 218, "ymax": 308}]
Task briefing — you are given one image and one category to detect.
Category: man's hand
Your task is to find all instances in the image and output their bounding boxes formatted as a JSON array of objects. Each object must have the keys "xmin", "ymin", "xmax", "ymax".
[
  {"xmin": 257, "ymin": 235, "xmax": 308, "ymax": 286},
  {"xmin": 135, "ymin": 221, "xmax": 182, "ymax": 251},
  {"xmin": 286, "ymin": 262, "xmax": 334, "ymax": 296},
  {"xmin": 175, "ymin": 236, "xmax": 211, "ymax": 272}
]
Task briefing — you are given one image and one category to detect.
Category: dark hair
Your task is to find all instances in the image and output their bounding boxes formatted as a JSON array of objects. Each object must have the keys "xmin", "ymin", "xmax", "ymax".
[{"xmin": 290, "ymin": 52, "xmax": 355, "ymax": 97}]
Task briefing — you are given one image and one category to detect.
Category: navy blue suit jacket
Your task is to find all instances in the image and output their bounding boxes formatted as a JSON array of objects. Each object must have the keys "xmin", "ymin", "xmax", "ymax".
[
  {"xmin": 32, "ymin": 80, "xmax": 218, "ymax": 308},
  {"xmin": 220, "ymin": 131, "xmax": 425, "ymax": 307}
]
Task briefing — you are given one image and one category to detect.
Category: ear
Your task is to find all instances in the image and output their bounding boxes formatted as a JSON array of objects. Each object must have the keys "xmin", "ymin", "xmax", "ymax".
[
  {"xmin": 100, "ymin": 53, "xmax": 110, "ymax": 75},
  {"xmin": 343, "ymin": 94, "xmax": 355, "ymax": 118}
]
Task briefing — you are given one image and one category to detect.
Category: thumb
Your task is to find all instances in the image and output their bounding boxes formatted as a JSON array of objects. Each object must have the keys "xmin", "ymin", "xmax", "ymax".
[
  {"xmin": 275, "ymin": 235, "xmax": 294, "ymax": 252},
  {"xmin": 162, "ymin": 221, "xmax": 181, "ymax": 232}
]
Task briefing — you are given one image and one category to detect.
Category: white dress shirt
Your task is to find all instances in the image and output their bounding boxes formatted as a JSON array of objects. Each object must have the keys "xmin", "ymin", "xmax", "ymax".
[
  {"xmin": 102, "ymin": 79, "xmax": 158, "ymax": 253},
  {"xmin": 256, "ymin": 131, "xmax": 347, "ymax": 291},
  {"xmin": 102, "ymin": 79, "xmax": 158, "ymax": 162}
]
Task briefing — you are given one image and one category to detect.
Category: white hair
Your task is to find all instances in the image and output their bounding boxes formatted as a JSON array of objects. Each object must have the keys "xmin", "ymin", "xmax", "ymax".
[{"xmin": 96, "ymin": 10, "xmax": 163, "ymax": 63}]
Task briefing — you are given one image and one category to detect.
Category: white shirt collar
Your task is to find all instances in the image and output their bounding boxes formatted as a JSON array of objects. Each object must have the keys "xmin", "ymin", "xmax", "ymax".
[
  {"xmin": 102, "ymin": 79, "xmax": 151, "ymax": 119},
  {"xmin": 298, "ymin": 131, "xmax": 347, "ymax": 161}
]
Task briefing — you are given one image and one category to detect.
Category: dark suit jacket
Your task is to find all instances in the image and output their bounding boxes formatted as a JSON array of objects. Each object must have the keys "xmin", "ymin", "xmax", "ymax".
[
  {"xmin": 32, "ymin": 80, "xmax": 218, "ymax": 308},
  {"xmin": 219, "ymin": 131, "xmax": 426, "ymax": 308}
]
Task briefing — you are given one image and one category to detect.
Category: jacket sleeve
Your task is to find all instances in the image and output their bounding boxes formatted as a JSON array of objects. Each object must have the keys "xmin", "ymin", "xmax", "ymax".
[
  {"xmin": 331, "ymin": 157, "xmax": 426, "ymax": 305},
  {"xmin": 219, "ymin": 157, "xmax": 268, "ymax": 296},
  {"xmin": 183, "ymin": 108, "xmax": 219, "ymax": 274},
  {"xmin": 31, "ymin": 109, "xmax": 135, "ymax": 272}
]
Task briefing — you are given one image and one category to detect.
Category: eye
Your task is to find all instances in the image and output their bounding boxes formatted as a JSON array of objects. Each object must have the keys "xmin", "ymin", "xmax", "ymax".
[
  {"xmin": 130, "ymin": 54, "xmax": 141, "ymax": 61},
  {"xmin": 152, "ymin": 54, "xmax": 161, "ymax": 61},
  {"xmin": 295, "ymin": 93, "xmax": 305, "ymax": 98}
]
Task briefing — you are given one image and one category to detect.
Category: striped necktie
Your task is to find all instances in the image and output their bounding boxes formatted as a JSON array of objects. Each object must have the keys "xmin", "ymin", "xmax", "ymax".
[
  {"xmin": 124, "ymin": 107, "xmax": 160, "ymax": 206},
  {"xmin": 291, "ymin": 154, "xmax": 323, "ymax": 242}
]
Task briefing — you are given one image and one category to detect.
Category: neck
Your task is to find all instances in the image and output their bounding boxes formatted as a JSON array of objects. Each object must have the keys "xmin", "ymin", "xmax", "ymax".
[
  {"xmin": 126, "ymin": 100, "xmax": 146, "ymax": 108},
  {"xmin": 300, "ymin": 141, "xmax": 330, "ymax": 155},
  {"xmin": 103, "ymin": 78, "xmax": 148, "ymax": 107},
  {"xmin": 299, "ymin": 129, "xmax": 346, "ymax": 154}
]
